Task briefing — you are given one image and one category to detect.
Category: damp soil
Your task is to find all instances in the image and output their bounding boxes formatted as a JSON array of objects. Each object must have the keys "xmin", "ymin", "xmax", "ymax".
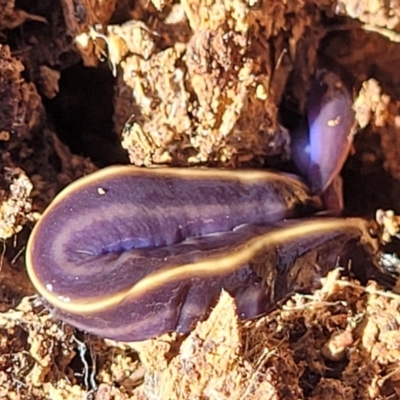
[{"xmin": 1, "ymin": 0, "xmax": 400, "ymax": 399}]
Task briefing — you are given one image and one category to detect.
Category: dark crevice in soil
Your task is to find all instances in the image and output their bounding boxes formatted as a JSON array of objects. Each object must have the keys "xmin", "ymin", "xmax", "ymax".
[{"xmin": 43, "ymin": 62, "xmax": 129, "ymax": 167}]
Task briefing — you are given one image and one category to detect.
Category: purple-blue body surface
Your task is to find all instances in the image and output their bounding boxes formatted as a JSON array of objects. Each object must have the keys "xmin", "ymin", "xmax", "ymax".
[
  {"xmin": 291, "ymin": 70, "xmax": 355, "ymax": 194},
  {"xmin": 25, "ymin": 71, "xmax": 381, "ymax": 342},
  {"xmin": 25, "ymin": 167, "xmax": 384, "ymax": 341},
  {"xmin": 26, "ymin": 168, "xmax": 317, "ymax": 340}
]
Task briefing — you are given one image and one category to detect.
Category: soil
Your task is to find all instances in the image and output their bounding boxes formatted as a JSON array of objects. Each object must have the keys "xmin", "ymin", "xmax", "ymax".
[{"xmin": 1, "ymin": 0, "xmax": 400, "ymax": 398}]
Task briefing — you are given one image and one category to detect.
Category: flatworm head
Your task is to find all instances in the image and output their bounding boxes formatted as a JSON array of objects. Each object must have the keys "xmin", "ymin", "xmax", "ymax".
[{"xmin": 291, "ymin": 70, "xmax": 355, "ymax": 194}]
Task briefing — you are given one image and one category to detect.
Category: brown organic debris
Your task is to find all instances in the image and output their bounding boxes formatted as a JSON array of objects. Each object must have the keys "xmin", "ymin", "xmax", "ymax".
[
  {"xmin": 63, "ymin": 0, "xmax": 118, "ymax": 67},
  {"xmin": 133, "ymin": 291, "xmax": 280, "ymax": 400},
  {"xmin": 0, "ymin": 167, "xmax": 34, "ymax": 240},
  {"xmin": 0, "ymin": 0, "xmax": 400, "ymax": 398},
  {"xmin": 0, "ymin": 45, "xmax": 43, "ymax": 139}
]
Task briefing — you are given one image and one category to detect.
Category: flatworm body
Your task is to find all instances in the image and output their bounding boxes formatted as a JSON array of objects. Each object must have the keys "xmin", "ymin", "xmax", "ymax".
[
  {"xmin": 26, "ymin": 167, "xmax": 379, "ymax": 341},
  {"xmin": 26, "ymin": 166, "xmax": 323, "ymax": 340},
  {"xmin": 24, "ymin": 71, "xmax": 382, "ymax": 342}
]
